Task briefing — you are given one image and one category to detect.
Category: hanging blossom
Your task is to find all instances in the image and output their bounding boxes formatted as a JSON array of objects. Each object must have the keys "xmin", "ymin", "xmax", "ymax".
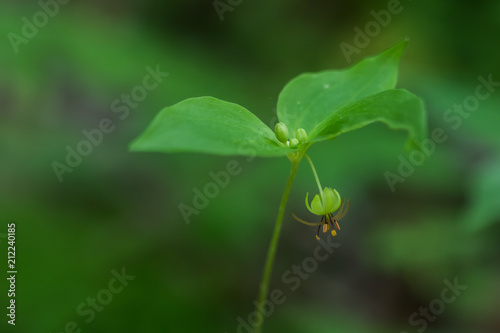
[{"xmin": 292, "ymin": 155, "xmax": 350, "ymax": 239}]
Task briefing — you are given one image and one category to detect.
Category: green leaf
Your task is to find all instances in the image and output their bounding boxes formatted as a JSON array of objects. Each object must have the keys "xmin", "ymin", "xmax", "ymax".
[
  {"xmin": 131, "ymin": 40, "xmax": 427, "ymax": 157},
  {"xmin": 130, "ymin": 97, "xmax": 292, "ymax": 157},
  {"xmin": 310, "ymin": 89, "xmax": 427, "ymax": 149},
  {"xmin": 277, "ymin": 39, "xmax": 409, "ymax": 136}
]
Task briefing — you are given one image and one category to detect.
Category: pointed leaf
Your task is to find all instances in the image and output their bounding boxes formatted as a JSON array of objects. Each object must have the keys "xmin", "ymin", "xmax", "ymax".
[
  {"xmin": 309, "ymin": 89, "xmax": 427, "ymax": 149},
  {"xmin": 130, "ymin": 97, "xmax": 292, "ymax": 157},
  {"xmin": 278, "ymin": 40, "xmax": 408, "ymax": 135}
]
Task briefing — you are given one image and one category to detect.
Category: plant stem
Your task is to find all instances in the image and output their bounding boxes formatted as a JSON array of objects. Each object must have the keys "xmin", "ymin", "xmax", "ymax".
[
  {"xmin": 305, "ymin": 154, "xmax": 323, "ymax": 198},
  {"xmin": 254, "ymin": 159, "xmax": 300, "ymax": 333}
]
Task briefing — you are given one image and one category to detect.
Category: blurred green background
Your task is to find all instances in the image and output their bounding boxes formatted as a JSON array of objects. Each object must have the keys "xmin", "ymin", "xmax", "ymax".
[{"xmin": 1, "ymin": 1, "xmax": 500, "ymax": 332}]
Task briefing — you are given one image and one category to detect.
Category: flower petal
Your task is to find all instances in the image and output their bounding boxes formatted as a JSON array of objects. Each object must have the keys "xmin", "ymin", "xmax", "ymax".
[
  {"xmin": 322, "ymin": 187, "xmax": 341, "ymax": 213},
  {"xmin": 292, "ymin": 213, "xmax": 323, "ymax": 226},
  {"xmin": 322, "ymin": 187, "xmax": 335, "ymax": 213},
  {"xmin": 305, "ymin": 192, "xmax": 315, "ymax": 215},
  {"xmin": 311, "ymin": 194, "xmax": 324, "ymax": 215}
]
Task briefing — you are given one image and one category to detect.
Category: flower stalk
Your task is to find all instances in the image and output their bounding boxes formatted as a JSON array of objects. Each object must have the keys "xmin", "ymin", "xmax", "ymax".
[{"xmin": 305, "ymin": 154, "xmax": 323, "ymax": 200}]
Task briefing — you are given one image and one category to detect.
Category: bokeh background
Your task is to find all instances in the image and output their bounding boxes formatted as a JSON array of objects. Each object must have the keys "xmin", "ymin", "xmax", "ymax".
[{"xmin": 1, "ymin": 1, "xmax": 500, "ymax": 332}]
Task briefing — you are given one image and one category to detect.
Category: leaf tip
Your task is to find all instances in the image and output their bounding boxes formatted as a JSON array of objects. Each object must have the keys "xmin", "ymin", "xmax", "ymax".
[
  {"xmin": 385, "ymin": 39, "xmax": 409, "ymax": 59},
  {"xmin": 128, "ymin": 132, "xmax": 153, "ymax": 153},
  {"xmin": 128, "ymin": 138, "xmax": 143, "ymax": 152}
]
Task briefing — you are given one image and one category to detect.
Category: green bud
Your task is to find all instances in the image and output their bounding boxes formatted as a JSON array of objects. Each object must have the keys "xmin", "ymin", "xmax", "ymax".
[
  {"xmin": 290, "ymin": 138, "xmax": 299, "ymax": 147},
  {"xmin": 274, "ymin": 122, "xmax": 289, "ymax": 143},
  {"xmin": 295, "ymin": 128, "xmax": 308, "ymax": 143}
]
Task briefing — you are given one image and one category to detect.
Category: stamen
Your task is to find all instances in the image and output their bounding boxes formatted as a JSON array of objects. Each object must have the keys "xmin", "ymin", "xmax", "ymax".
[
  {"xmin": 332, "ymin": 199, "xmax": 350, "ymax": 221},
  {"xmin": 322, "ymin": 223, "xmax": 328, "ymax": 233},
  {"xmin": 331, "ymin": 230, "xmax": 337, "ymax": 236},
  {"xmin": 334, "ymin": 220, "xmax": 340, "ymax": 230}
]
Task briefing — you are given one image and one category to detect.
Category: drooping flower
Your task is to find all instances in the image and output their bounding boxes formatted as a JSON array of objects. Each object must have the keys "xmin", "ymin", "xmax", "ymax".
[{"xmin": 293, "ymin": 187, "xmax": 350, "ymax": 239}]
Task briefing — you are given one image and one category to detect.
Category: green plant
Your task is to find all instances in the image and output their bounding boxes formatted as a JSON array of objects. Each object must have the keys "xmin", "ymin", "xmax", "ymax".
[{"xmin": 130, "ymin": 40, "xmax": 427, "ymax": 332}]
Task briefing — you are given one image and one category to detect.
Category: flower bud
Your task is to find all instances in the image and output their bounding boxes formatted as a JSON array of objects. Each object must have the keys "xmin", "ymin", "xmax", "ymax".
[
  {"xmin": 274, "ymin": 122, "xmax": 289, "ymax": 143},
  {"xmin": 295, "ymin": 128, "xmax": 308, "ymax": 143},
  {"xmin": 290, "ymin": 138, "xmax": 299, "ymax": 147}
]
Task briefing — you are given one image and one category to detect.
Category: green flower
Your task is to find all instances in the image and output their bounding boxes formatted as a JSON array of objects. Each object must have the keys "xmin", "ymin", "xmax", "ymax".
[
  {"xmin": 293, "ymin": 188, "xmax": 350, "ymax": 239},
  {"xmin": 306, "ymin": 187, "xmax": 341, "ymax": 216}
]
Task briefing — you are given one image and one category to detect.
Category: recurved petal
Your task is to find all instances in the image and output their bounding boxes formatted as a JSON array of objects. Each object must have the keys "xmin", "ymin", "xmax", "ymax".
[{"xmin": 305, "ymin": 192, "xmax": 315, "ymax": 215}]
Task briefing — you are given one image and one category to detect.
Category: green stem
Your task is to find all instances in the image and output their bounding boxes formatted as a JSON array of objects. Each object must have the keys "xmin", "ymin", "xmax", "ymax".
[
  {"xmin": 254, "ymin": 159, "xmax": 300, "ymax": 333},
  {"xmin": 305, "ymin": 154, "xmax": 323, "ymax": 198}
]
